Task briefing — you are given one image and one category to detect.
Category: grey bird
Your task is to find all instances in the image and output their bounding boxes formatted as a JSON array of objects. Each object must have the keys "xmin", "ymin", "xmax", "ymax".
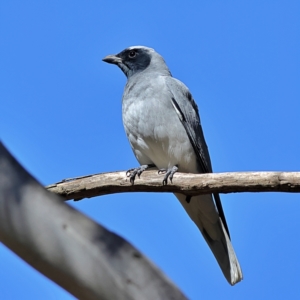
[{"xmin": 103, "ymin": 46, "xmax": 243, "ymax": 285}]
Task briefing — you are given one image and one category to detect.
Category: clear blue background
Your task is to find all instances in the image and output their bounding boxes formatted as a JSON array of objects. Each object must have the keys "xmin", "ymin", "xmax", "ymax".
[{"xmin": 1, "ymin": 1, "xmax": 300, "ymax": 299}]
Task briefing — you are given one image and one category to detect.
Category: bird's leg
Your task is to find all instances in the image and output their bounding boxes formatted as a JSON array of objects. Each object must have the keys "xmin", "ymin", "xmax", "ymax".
[
  {"xmin": 158, "ymin": 165, "xmax": 178, "ymax": 185},
  {"xmin": 126, "ymin": 163, "xmax": 156, "ymax": 184}
]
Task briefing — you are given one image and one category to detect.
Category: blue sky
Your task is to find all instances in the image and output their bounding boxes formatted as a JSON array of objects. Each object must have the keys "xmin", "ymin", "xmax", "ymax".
[{"xmin": 1, "ymin": 1, "xmax": 300, "ymax": 299}]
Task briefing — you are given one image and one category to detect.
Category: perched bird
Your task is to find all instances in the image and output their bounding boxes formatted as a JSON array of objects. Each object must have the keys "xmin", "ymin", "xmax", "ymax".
[{"xmin": 103, "ymin": 46, "xmax": 243, "ymax": 285}]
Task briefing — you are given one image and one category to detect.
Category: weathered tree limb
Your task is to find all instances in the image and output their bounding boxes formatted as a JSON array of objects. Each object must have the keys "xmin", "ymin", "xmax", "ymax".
[
  {"xmin": 0, "ymin": 142, "xmax": 187, "ymax": 300},
  {"xmin": 46, "ymin": 170, "xmax": 300, "ymax": 201}
]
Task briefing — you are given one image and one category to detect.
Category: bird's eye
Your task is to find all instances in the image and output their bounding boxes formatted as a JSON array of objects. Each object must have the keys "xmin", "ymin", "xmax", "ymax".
[{"xmin": 128, "ymin": 50, "xmax": 136, "ymax": 58}]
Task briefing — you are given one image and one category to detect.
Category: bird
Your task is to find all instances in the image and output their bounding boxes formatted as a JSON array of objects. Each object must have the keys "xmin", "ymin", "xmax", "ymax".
[{"xmin": 102, "ymin": 46, "xmax": 243, "ymax": 285}]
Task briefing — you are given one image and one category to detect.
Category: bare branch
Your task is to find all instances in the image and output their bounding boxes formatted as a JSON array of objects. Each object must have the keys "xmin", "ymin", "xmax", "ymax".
[{"xmin": 46, "ymin": 170, "xmax": 300, "ymax": 201}]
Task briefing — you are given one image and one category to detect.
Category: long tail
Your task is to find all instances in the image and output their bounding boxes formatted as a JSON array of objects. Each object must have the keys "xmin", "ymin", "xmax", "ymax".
[{"xmin": 175, "ymin": 193, "xmax": 243, "ymax": 285}]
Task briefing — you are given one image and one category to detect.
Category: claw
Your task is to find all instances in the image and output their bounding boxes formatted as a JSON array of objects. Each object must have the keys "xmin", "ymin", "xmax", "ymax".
[
  {"xmin": 158, "ymin": 165, "xmax": 178, "ymax": 185},
  {"xmin": 126, "ymin": 168, "xmax": 135, "ymax": 177},
  {"xmin": 126, "ymin": 168, "xmax": 138, "ymax": 184},
  {"xmin": 126, "ymin": 164, "xmax": 155, "ymax": 185}
]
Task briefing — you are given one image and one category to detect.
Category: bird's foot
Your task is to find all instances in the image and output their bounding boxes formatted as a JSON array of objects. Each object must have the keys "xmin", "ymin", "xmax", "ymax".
[
  {"xmin": 126, "ymin": 164, "xmax": 155, "ymax": 184},
  {"xmin": 158, "ymin": 165, "xmax": 178, "ymax": 185}
]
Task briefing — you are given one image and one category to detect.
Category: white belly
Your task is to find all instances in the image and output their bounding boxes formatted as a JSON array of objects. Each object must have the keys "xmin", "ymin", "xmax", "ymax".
[{"xmin": 122, "ymin": 96, "xmax": 198, "ymax": 173}]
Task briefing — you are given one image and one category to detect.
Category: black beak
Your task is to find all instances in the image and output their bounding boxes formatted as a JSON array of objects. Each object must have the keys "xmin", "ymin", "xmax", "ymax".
[{"xmin": 102, "ymin": 54, "xmax": 122, "ymax": 65}]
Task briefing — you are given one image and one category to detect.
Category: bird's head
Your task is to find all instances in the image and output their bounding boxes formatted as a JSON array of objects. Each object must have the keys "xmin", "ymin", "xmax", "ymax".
[{"xmin": 103, "ymin": 46, "xmax": 171, "ymax": 78}]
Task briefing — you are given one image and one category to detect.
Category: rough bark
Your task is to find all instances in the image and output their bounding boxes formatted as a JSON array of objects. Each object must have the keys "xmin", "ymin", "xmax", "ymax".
[{"xmin": 46, "ymin": 170, "xmax": 300, "ymax": 201}]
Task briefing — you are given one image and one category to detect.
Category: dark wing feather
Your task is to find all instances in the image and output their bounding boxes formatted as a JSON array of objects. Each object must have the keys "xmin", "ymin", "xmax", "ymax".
[{"xmin": 166, "ymin": 77, "xmax": 230, "ymax": 238}]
